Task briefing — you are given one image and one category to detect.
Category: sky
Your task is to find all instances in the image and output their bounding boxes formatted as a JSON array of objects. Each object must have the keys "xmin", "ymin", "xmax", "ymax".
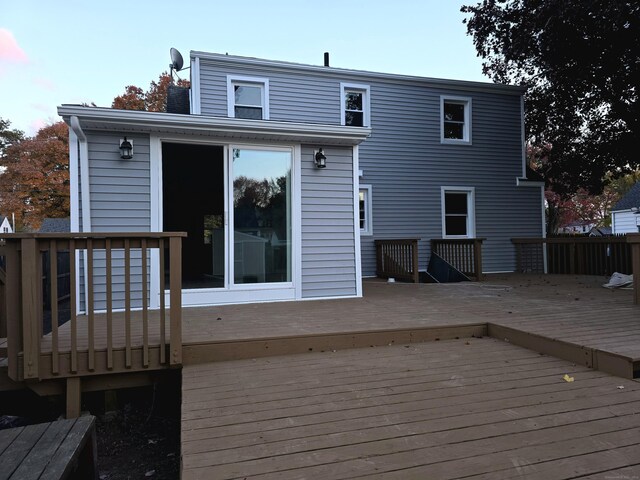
[{"xmin": 1, "ymin": 0, "xmax": 487, "ymax": 136}]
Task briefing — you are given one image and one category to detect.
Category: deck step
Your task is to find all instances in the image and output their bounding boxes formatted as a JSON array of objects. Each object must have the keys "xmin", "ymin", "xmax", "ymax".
[
  {"xmin": 487, "ymin": 323, "xmax": 639, "ymax": 380},
  {"xmin": 183, "ymin": 324, "xmax": 488, "ymax": 365}
]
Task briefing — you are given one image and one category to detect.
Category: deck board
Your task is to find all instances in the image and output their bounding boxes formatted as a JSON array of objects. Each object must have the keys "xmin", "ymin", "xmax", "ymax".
[{"xmin": 181, "ymin": 338, "xmax": 640, "ymax": 480}]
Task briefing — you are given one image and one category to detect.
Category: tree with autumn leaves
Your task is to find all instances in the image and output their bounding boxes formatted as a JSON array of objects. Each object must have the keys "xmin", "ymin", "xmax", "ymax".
[
  {"xmin": 112, "ymin": 72, "xmax": 190, "ymax": 112},
  {"xmin": 0, "ymin": 120, "xmax": 69, "ymax": 231},
  {"xmin": 0, "ymin": 72, "xmax": 188, "ymax": 231}
]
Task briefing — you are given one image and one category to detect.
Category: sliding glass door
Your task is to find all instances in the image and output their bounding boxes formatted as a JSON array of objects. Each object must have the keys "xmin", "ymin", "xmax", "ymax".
[{"xmin": 231, "ymin": 147, "xmax": 292, "ymax": 285}]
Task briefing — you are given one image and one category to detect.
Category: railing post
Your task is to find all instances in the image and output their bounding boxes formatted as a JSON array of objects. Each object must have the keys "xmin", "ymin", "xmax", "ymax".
[
  {"xmin": 169, "ymin": 235, "xmax": 182, "ymax": 365},
  {"xmin": 2, "ymin": 241, "xmax": 22, "ymax": 381},
  {"xmin": 628, "ymin": 234, "xmax": 640, "ymax": 305},
  {"xmin": 473, "ymin": 238, "xmax": 484, "ymax": 281},
  {"xmin": 21, "ymin": 237, "xmax": 42, "ymax": 380},
  {"xmin": 411, "ymin": 239, "xmax": 419, "ymax": 283}
]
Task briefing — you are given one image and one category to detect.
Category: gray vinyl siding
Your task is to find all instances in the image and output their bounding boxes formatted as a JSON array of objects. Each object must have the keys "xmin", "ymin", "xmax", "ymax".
[
  {"xmin": 358, "ymin": 86, "xmax": 543, "ymax": 274},
  {"xmin": 78, "ymin": 131, "xmax": 151, "ymax": 311},
  {"xmin": 197, "ymin": 56, "xmax": 542, "ymax": 275},
  {"xmin": 199, "ymin": 61, "xmax": 340, "ymax": 124},
  {"xmin": 300, "ymin": 146, "xmax": 357, "ymax": 298}
]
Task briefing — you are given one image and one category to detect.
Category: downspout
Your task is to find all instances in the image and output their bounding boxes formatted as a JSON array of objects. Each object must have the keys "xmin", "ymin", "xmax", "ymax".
[{"xmin": 69, "ymin": 116, "xmax": 91, "ymax": 314}]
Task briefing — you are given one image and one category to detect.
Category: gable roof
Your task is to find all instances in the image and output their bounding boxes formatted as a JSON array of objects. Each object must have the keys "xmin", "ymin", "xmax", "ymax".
[
  {"xmin": 612, "ymin": 182, "xmax": 640, "ymax": 211},
  {"xmin": 39, "ymin": 217, "xmax": 71, "ymax": 233}
]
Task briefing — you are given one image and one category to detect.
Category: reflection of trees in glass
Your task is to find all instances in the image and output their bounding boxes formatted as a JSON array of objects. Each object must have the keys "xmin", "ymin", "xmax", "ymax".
[{"xmin": 233, "ymin": 172, "xmax": 290, "ymax": 241}]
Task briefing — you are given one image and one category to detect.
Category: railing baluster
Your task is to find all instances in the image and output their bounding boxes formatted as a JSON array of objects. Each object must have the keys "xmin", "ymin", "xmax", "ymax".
[
  {"xmin": 86, "ymin": 238, "xmax": 95, "ymax": 372},
  {"xmin": 69, "ymin": 239, "xmax": 77, "ymax": 374},
  {"xmin": 50, "ymin": 240, "xmax": 59, "ymax": 375},
  {"xmin": 159, "ymin": 238, "xmax": 166, "ymax": 364},
  {"xmin": 142, "ymin": 239, "xmax": 149, "ymax": 368},
  {"xmin": 106, "ymin": 239, "xmax": 113, "ymax": 370},
  {"xmin": 124, "ymin": 239, "xmax": 131, "ymax": 369}
]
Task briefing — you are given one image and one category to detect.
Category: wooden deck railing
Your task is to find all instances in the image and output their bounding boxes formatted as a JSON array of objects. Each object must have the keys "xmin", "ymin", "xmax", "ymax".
[
  {"xmin": 628, "ymin": 234, "xmax": 640, "ymax": 305},
  {"xmin": 512, "ymin": 236, "xmax": 632, "ymax": 276},
  {"xmin": 431, "ymin": 238, "xmax": 485, "ymax": 281},
  {"xmin": 0, "ymin": 232, "xmax": 185, "ymax": 382},
  {"xmin": 375, "ymin": 239, "xmax": 420, "ymax": 283}
]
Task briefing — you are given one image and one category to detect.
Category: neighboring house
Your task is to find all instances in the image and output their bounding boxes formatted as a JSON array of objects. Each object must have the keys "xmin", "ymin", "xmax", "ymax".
[
  {"xmin": 0, "ymin": 216, "xmax": 13, "ymax": 234},
  {"xmin": 611, "ymin": 182, "xmax": 640, "ymax": 234},
  {"xmin": 39, "ymin": 217, "xmax": 71, "ymax": 233},
  {"xmin": 589, "ymin": 226, "xmax": 612, "ymax": 237},
  {"xmin": 558, "ymin": 220, "xmax": 596, "ymax": 235},
  {"xmin": 57, "ymin": 51, "xmax": 544, "ymax": 310}
]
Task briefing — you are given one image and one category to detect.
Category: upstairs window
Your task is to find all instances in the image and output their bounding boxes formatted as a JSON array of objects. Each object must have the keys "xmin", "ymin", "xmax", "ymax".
[
  {"xmin": 441, "ymin": 187, "xmax": 475, "ymax": 238},
  {"xmin": 341, "ymin": 83, "xmax": 370, "ymax": 127},
  {"xmin": 227, "ymin": 75, "xmax": 269, "ymax": 120},
  {"xmin": 441, "ymin": 96, "xmax": 471, "ymax": 144}
]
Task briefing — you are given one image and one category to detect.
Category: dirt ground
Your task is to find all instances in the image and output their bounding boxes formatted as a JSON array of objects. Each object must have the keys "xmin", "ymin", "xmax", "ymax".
[
  {"xmin": 94, "ymin": 380, "xmax": 180, "ymax": 480},
  {"xmin": 0, "ymin": 376, "xmax": 180, "ymax": 480}
]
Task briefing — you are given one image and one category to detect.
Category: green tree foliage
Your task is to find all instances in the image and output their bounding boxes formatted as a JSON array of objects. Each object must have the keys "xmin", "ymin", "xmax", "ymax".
[
  {"xmin": 462, "ymin": 1, "xmax": 640, "ymax": 195},
  {"xmin": 0, "ymin": 117, "xmax": 24, "ymax": 157}
]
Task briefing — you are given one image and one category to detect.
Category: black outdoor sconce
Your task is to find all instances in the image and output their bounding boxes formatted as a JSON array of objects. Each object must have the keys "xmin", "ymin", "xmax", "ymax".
[
  {"xmin": 119, "ymin": 137, "xmax": 133, "ymax": 159},
  {"xmin": 314, "ymin": 148, "xmax": 327, "ymax": 169}
]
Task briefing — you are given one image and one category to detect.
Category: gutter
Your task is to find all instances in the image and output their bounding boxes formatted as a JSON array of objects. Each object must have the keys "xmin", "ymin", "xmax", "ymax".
[
  {"xmin": 69, "ymin": 116, "xmax": 92, "ymax": 234},
  {"xmin": 57, "ymin": 106, "xmax": 371, "ymax": 146}
]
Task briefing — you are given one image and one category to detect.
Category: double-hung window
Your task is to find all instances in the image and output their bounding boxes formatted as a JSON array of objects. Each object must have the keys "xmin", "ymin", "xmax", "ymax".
[
  {"xmin": 340, "ymin": 83, "xmax": 370, "ymax": 127},
  {"xmin": 359, "ymin": 185, "xmax": 373, "ymax": 235},
  {"xmin": 441, "ymin": 187, "xmax": 475, "ymax": 238},
  {"xmin": 227, "ymin": 75, "xmax": 270, "ymax": 120},
  {"xmin": 441, "ymin": 96, "xmax": 471, "ymax": 144}
]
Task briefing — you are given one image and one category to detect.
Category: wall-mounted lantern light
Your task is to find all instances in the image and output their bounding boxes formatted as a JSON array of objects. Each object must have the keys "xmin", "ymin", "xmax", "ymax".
[
  {"xmin": 119, "ymin": 137, "xmax": 133, "ymax": 159},
  {"xmin": 314, "ymin": 148, "xmax": 327, "ymax": 169}
]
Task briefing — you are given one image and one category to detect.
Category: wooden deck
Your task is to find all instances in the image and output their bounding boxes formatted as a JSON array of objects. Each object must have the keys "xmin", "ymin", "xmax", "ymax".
[
  {"xmin": 177, "ymin": 274, "xmax": 639, "ymax": 377},
  {"xmin": 29, "ymin": 273, "xmax": 640, "ymax": 380},
  {"xmin": 182, "ymin": 337, "xmax": 640, "ymax": 479}
]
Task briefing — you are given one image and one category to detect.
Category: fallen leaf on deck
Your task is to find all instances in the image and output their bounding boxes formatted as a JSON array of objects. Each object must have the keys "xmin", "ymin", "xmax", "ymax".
[{"xmin": 562, "ymin": 374, "xmax": 575, "ymax": 383}]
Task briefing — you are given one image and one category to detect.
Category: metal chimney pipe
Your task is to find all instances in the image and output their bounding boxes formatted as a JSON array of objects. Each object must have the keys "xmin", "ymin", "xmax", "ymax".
[{"xmin": 324, "ymin": 52, "xmax": 330, "ymax": 67}]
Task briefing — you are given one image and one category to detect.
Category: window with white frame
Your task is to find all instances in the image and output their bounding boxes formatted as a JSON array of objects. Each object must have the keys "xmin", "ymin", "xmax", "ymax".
[
  {"xmin": 441, "ymin": 187, "xmax": 475, "ymax": 238},
  {"xmin": 359, "ymin": 185, "xmax": 372, "ymax": 235},
  {"xmin": 441, "ymin": 96, "xmax": 471, "ymax": 143},
  {"xmin": 341, "ymin": 83, "xmax": 370, "ymax": 127},
  {"xmin": 227, "ymin": 75, "xmax": 270, "ymax": 120}
]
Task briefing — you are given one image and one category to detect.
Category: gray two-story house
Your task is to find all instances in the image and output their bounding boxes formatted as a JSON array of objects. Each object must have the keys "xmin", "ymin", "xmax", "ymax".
[{"xmin": 58, "ymin": 51, "xmax": 544, "ymax": 310}]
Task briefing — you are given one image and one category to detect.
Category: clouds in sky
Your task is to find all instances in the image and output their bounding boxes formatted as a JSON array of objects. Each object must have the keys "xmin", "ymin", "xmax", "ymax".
[{"xmin": 0, "ymin": 28, "xmax": 28, "ymax": 63}]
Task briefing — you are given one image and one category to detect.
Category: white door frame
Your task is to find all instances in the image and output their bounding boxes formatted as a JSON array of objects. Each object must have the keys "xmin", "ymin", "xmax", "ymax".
[{"xmin": 149, "ymin": 135, "xmax": 302, "ymax": 307}]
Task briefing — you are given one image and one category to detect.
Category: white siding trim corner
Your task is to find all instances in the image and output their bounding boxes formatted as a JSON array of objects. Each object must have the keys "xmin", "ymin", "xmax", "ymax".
[
  {"xmin": 353, "ymin": 145, "xmax": 363, "ymax": 297},
  {"xmin": 190, "ymin": 56, "xmax": 201, "ymax": 114},
  {"xmin": 149, "ymin": 135, "xmax": 161, "ymax": 309},
  {"xmin": 293, "ymin": 144, "xmax": 303, "ymax": 300},
  {"xmin": 520, "ymin": 95, "xmax": 526, "ymax": 178}
]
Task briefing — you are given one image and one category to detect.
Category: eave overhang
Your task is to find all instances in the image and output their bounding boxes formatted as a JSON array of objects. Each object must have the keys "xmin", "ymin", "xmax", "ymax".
[{"xmin": 57, "ymin": 106, "xmax": 371, "ymax": 146}]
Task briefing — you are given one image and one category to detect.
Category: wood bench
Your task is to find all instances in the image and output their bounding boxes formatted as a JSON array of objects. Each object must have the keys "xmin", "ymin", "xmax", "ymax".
[{"xmin": 0, "ymin": 416, "xmax": 97, "ymax": 480}]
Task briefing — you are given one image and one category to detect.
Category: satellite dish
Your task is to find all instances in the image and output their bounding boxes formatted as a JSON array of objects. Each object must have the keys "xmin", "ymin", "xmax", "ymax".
[{"xmin": 170, "ymin": 48, "xmax": 184, "ymax": 72}]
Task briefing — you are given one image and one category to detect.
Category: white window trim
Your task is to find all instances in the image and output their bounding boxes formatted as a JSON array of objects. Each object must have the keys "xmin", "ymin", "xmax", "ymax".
[
  {"xmin": 359, "ymin": 184, "xmax": 373, "ymax": 236},
  {"xmin": 340, "ymin": 82, "xmax": 371, "ymax": 127},
  {"xmin": 440, "ymin": 95, "xmax": 472, "ymax": 145},
  {"xmin": 440, "ymin": 186, "xmax": 476, "ymax": 238},
  {"xmin": 227, "ymin": 75, "xmax": 270, "ymax": 120}
]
